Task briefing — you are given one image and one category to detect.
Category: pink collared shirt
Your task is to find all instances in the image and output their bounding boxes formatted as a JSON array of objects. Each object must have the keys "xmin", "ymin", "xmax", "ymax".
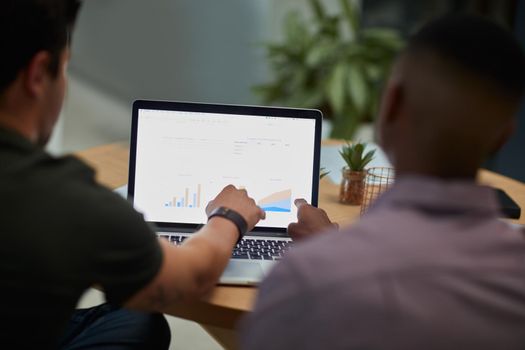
[{"xmin": 241, "ymin": 176, "xmax": 525, "ymax": 350}]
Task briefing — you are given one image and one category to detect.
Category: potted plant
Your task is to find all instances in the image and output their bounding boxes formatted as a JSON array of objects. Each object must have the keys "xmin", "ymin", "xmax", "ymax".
[
  {"xmin": 254, "ymin": 0, "xmax": 403, "ymax": 139},
  {"xmin": 320, "ymin": 167, "xmax": 330, "ymax": 179},
  {"xmin": 339, "ymin": 141, "xmax": 375, "ymax": 205}
]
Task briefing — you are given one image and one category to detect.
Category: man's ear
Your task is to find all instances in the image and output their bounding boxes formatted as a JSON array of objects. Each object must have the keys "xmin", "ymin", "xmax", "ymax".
[
  {"xmin": 381, "ymin": 80, "xmax": 404, "ymax": 125},
  {"xmin": 376, "ymin": 79, "xmax": 404, "ymax": 146},
  {"xmin": 22, "ymin": 51, "xmax": 52, "ymax": 98}
]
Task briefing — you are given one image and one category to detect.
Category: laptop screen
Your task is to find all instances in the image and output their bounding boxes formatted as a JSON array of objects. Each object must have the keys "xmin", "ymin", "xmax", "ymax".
[{"xmin": 130, "ymin": 102, "xmax": 321, "ymax": 232}]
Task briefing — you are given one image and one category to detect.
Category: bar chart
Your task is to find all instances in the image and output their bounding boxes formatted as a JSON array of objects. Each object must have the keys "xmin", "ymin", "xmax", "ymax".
[{"xmin": 164, "ymin": 184, "xmax": 202, "ymax": 208}]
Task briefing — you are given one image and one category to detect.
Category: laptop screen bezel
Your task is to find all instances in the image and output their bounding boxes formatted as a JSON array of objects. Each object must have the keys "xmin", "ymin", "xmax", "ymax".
[{"xmin": 128, "ymin": 99, "xmax": 323, "ymax": 236}]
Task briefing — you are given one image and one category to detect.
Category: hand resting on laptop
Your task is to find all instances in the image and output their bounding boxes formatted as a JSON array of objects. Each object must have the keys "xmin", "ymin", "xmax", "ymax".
[
  {"xmin": 124, "ymin": 185, "xmax": 265, "ymax": 311},
  {"xmin": 287, "ymin": 198, "xmax": 338, "ymax": 241}
]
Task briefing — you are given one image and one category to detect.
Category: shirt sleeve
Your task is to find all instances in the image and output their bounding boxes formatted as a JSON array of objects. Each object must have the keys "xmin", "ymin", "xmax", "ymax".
[
  {"xmin": 69, "ymin": 182, "xmax": 163, "ymax": 306},
  {"xmin": 89, "ymin": 203, "xmax": 163, "ymax": 305}
]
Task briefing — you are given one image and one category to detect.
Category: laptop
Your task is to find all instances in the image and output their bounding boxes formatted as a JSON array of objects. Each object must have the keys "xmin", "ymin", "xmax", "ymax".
[{"xmin": 128, "ymin": 100, "xmax": 322, "ymax": 285}]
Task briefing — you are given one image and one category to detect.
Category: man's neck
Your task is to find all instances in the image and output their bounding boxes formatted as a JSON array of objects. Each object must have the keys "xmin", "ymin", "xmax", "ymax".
[
  {"xmin": 394, "ymin": 162, "xmax": 478, "ymax": 181},
  {"xmin": 0, "ymin": 111, "xmax": 38, "ymax": 144}
]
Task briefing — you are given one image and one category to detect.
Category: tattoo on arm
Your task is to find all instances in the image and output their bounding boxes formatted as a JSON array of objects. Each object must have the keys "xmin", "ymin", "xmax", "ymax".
[{"xmin": 148, "ymin": 285, "xmax": 179, "ymax": 310}]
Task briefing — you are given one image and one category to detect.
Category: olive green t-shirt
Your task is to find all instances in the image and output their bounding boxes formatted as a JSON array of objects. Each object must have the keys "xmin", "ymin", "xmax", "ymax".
[{"xmin": 0, "ymin": 128, "xmax": 162, "ymax": 348}]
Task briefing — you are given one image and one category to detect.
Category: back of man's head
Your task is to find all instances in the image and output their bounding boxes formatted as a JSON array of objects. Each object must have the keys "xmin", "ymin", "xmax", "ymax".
[
  {"xmin": 0, "ymin": 0, "xmax": 81, "ymax": 96},
  {"xmin": 381, "ymin": 15, "xmax": 525, "ymax": 178},
  {"xmin": 407, "ymin": 15, "xmax": 525, "ymax": 100}
]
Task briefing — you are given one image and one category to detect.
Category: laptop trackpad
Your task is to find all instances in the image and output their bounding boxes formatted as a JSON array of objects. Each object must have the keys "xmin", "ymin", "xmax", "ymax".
[{"xmin": 220, "ymin": 260, "xmax": 265, "ymax": 284}]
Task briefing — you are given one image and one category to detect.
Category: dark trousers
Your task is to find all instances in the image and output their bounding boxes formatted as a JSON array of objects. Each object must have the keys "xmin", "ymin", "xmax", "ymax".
[{"xmin": 58, "ymin": 303, "xmax": 171, "ymax": 350}]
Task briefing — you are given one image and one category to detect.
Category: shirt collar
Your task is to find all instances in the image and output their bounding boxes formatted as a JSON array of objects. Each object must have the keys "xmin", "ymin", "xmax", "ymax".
[
  {"xmin": 0, "ymin": 127, "xmax": 38, "ymax": 153},
  {"xmin": 370, "ymin": 175, "xmax": 500, "ymax": 216}
]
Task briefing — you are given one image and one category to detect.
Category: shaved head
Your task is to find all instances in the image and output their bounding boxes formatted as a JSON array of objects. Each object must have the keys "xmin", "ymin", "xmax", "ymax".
[{"xmin": 378, "ymin": 15, "xmax": 525, "ymax": 179}]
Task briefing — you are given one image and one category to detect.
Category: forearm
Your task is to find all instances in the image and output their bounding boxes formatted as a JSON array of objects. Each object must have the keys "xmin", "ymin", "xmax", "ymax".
[
  {"xmin": 187, "ymin": 217, "xmax": 239, "ymax": 253},
  {"xmin": 178, "ymin": 217, "xmax": 239, "ymax": 294},
  {"xmin": 125, "ymin": 183, "xmax": 265, "ymax": 312},
  {"xmin": 124, "ymin": 218, "xmax": 239, "ymax": 312}
]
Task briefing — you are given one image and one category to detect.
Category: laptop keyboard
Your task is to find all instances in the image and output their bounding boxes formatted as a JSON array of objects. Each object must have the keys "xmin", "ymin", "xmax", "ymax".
[{"xmin": 158, "ymin": 233, "xmax": 292, "ymax": 261}]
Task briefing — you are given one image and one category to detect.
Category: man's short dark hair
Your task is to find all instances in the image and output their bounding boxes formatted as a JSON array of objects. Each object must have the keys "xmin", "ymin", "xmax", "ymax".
[
  {"xmin": 407, "ymin": 15, "xmax": 525, "ymax": 99},
  {"xmin": 0, "ymin": 0, "xmax": 81, "ymax": 94}
]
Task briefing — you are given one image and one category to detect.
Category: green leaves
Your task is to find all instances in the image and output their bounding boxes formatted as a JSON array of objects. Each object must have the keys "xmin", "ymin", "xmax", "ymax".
[
  {"xmin": 328, "ymin": 63, "xmax": 347, "ymax": 115},
  {"xmin": 327, "ymin": 61, "xmax": 367, "ymax": 130},
  {"xmin": 320, "ymin": 167, "xmax": 330, "ymax": 179},
  {"xmin": 347, "ymin": 65, "xmax": 367, "ymax": 114},
  {"xmin": 331, "ymin": 110, "xmax": 360, "ymax": 139},
  {"xmin": 306, "ymin": 40, "xmax": 336, "ymax": 67},
  {"xmin": 309, "ymin": 0, "xmax": 326, "ymax": 21},
  {"xmin": 339, "ymin": 141, "xmax": 376, "ymax": 171},
  {"xmin": 339, "ymin": 0, "xmax": 360, "ymax": 38},
  {"xmin": 254, "ymin": 0, "xmax": 403, "ymax": 139},
  {"xmin": 283, "ymin": 12, "xmax": 309, "ymax": 49},
  {"xmin": 362, "ymin": 28, "xmax": 404, "ymax": 51}
]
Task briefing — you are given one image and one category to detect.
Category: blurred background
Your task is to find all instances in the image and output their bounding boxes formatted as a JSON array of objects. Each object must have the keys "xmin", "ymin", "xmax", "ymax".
[
  {"xmin": 50, "ymin": 0, "xmax": 525, "ymax": 182},
  {"xmin": 60, "ymin": 1, "xmax": 524, "ymax": 348}
]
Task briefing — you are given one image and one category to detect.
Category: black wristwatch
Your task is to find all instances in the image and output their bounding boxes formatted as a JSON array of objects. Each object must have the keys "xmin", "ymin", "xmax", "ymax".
[{"xmin": 208, "ymin": 207, "xmax": 248, "ymax": 244}]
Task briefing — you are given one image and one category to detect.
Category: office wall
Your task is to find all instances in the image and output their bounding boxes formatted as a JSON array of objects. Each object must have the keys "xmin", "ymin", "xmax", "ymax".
[
  {"xmin": 70, "ymin": 0, "xmax": 343, "ymax": 105},
  {"xmin": 52, "ymin": 0, "xmax": 352, "ymax": 153},
  {"xmin": 70, "ymin": 0, "xmax": 269, "ymax": 105}
]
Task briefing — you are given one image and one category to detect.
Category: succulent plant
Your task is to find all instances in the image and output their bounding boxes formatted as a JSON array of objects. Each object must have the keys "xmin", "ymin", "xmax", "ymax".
[
  {"xmin": 320, "ymin": 167, "xmax": 330, "ymax": 179},
  {"xmin": 339, "ymin": 141, "xmax": 375, "ymax": 171}
]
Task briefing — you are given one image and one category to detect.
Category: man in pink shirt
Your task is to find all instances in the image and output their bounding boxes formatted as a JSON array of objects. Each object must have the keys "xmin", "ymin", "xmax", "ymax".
[{"xmin": 241, "ymin": 15, "xmax": 525, "ymax": 350}]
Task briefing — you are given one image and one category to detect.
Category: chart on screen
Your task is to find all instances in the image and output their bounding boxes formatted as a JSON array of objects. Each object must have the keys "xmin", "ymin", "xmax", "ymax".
[
  {"xmin": 133, "ymin": 109, "xmax": 316, "ymax": 228},
  {"xmin": 164, "ymin": 184, "xmax": 203, "ymax": 209},
  {"xmin": 258, "ymin": 189, "xmax": 292, "ymax": 213}
]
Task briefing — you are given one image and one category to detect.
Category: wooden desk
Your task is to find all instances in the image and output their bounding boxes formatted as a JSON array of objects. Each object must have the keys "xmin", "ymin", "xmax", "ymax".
[{"xmin": 75, "ymin": 142, "xmax": 525, "ymax": 349}]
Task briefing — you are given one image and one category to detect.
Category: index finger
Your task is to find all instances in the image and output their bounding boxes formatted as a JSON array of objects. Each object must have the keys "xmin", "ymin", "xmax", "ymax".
[
  {"xmin": 294, "ymin": 198, "xmax": 308, "ymax": 209},
  {"xmin": 222, "ymin": 184, "xmax": 236, "ymax": 192},
  {"xmin": 258, "ymin": 206, "xmax": 266, "ymax": 220}
]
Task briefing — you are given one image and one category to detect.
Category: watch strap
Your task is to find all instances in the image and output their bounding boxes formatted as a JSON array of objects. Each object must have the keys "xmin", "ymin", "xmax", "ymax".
[{"xmin": 208, "ymin": 207, "xmax": 248, "ymax": 244}]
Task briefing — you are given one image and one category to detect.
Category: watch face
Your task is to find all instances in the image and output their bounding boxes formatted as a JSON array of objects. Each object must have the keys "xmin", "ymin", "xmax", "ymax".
[{"xmin": 212, "ymin": 207, "xmax": 230, "ymax": 216}]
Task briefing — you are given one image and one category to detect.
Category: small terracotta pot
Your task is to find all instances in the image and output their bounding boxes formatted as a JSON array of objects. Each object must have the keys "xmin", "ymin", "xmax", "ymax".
[{"xmin": 339, "ymin": 168, "xmax": 366, "ymax": 205}]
